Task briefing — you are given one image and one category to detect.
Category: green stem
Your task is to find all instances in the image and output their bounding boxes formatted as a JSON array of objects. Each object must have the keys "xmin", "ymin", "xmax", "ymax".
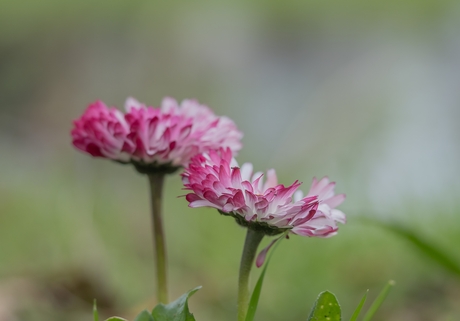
[
  {"xmin": 147, "ymin": 173, "xmax": 168, "ymax": 304},
  {"xmin": 238, "ymin": 229, "xmax": 264, "ymax": 321}
]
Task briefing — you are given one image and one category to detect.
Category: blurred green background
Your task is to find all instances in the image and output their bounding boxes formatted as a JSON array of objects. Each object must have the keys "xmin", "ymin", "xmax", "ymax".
[{"xmin": 1, "ymin": 0, "xmax": 460, "ymax": 320}]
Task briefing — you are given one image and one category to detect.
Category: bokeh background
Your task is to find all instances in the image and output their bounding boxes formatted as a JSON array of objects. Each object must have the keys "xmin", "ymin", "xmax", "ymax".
[{"xmin": 1, "ymin": 0, "xmax": 460, "ymax": 320}]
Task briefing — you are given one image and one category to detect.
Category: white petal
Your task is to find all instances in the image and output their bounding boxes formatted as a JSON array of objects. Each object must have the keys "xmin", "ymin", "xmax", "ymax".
[
  {"xmin": 230, "ymin": 157, "xmax": 239, "ymax": 168},
  {"xmin": 330, "ymin": 209, "xmax": 346, "ymax": 224},
  {"xmin": 161, "ymin": 97, "xmax": 179, "ymax": 113},
  {"xmin": 293, "ymin": 190, "xmax": 304, "ymax": 202},
  {"xmin": 125, "ymin": 97, "xmax": 143, "ymax": 112},
  {"xmin": 240, "ymin": 163, "xmax": 253, "ymax": 181}
]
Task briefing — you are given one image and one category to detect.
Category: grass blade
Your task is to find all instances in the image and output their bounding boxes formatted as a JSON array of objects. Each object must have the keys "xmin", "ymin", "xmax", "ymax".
[
  {"xmin": 362, "ymin": 219, "xmax": 460, "ymax": 277},
  {"xmin": 93, "ymin": 299, "xmax": 99, "ymax": 321},
  {"xmin": 245, "ymin": 234, "xmax": 285, "ymax": 321},
  {"xmin": 349, "ymin": 290, "xmax": 368, "ymax": 321},
  {"xmin": 362, "ymin": 280, "xmax": 395, "ymax": 321}
]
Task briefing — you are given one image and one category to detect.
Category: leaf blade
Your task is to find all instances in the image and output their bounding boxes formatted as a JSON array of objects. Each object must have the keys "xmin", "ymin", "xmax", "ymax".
[
  {"xmin": 134, "ymin": 310, "xmax": 155, "ymax": 321},
  {"xmin": 362, "ymin": 280, "xmax": 395, "ymax": 321},
  {"xmin": 349, "ymin": 290, "xmax": 368, "ymax": 321},
  {"xmin": 245, "ymin": 235, "xmax": 284, "ymax": 321},
  {"xmin": 93, "ymin": 299, "xmax": 99, "ymax": 321},
  {"xmin": 362, "ymin": 219, "xmax": 460, "ymax": 277},
  {"xmin": 152, "ymin": 286, "xmax": 201, "ymax": 321},
  {"xmin": 307, "ymin": 291, "xmax": 341, "ymax": 321}
]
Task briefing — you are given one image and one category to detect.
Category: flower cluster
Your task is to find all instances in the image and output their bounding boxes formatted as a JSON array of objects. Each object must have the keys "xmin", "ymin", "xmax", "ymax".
[
  {"xmin": 182, "ymin": 148, "xmax": 346, "ymax": 237},
  {"xmin": 71, "ymin": 97, "xmax": 242, "ymax": 171}
]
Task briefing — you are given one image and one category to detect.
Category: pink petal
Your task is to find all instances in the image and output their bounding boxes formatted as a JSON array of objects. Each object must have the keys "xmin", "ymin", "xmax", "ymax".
[
  {"xmin": 232, "ymin": 190, "xmax": 246, "ymax": 208},
  {"xmin": 240, "ymin": 163, "xmax": 253, "ymax": 181},
  {"xmin": 324, "ymin": 194, "xmax": 346, "ymax": 208},
  {"xmin": 186, "ymin": 194, "xmax": 202, "ymax": 202},
  {"xmin": 263, "ymin": 169, "xmax": 278, "ymax": 190},
  {"xmin": 256, "ymin": 237, "xmax": 279, "ymax": 268},
  {"xmin": 231, "ymin": 167, "xmax": 243, "ymax": 187}
]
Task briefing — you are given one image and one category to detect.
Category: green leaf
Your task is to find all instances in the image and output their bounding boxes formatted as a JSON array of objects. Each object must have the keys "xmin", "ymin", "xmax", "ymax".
[
  {"xmin": 349, "ymin": 290, "xmax": 368, "ymax": 321},
  {"xmin": 151, "ymin": 286, "xmax": 201, "ymax": 321},
  {"xmin": 362, "ymin": 280, "xmax": 395, "ymax": 321},
  {"xmin": 363, "ymin": 219, "xmax": 460, "ymax": 277},
  {"xmin": 93, "ymin": 299, "xmax": 99, "ymax": 321},
  {"xmin": 245, "ymin": 234, "xmax": 285, "ymax": 321},
  {"xmin": 134, "ymin": 310, "xmax": 155, "ymax": 321},
  {"xmin": 307, "ymin": 291, "xmax": 341, "ymax": 321},
  {"xmin": 105, "ymin": 318, "xmax": 128, "ymax": 321}
]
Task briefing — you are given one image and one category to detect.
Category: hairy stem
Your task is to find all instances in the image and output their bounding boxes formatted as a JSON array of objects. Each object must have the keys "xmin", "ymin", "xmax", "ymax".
[
  {"xmin": 238, "ymin": 229, "xmax": 264, "ymax": 321},
  {"xmin": 147, "ymin": 173, "xmax": 168, "ymax": 303}
]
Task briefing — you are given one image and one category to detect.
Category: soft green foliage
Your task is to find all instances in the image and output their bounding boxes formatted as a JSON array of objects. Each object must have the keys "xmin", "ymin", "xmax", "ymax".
[
  {"xmin": 245, "ymin": 236, "xmax": 284, "ymax": 321},
  {"xmin": 151, "ymin": 286, "xmax": 201, "ymax": 321},
  {"xmin": 349, "ymin": 290, "xmax": 368, "ymax": 321},
  {"xmin": 306, "ymin": 282, "xmax": 393, "ymax": 321},
  {"xmin": 375, "ymin": 221, "xmax": 460, "ymax": 277},
  {"xmin": 134, "ymin": 310, "xmax": 155, "ymax": 321},
  {"xmin": 362, "ymin": 281, "xmax": 395, "ymax": 321},
  {"xmin": 307, "ymin": 291, "xmax": 341, "ymax": 321},
  {"xmin": 101, "ymin": 288, "xmax": 200, "ymax": 321},
  {"xmin": 93, "ymin": 300, "xmax": 99, "ymax": 321}
]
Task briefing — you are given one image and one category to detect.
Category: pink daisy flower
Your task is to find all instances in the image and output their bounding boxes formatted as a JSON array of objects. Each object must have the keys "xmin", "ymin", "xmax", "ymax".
[
  {"xmin": 71, "ymin": 100, "xmax": 132, "ymax": 162},
  {"xmin": 182, "ymin": 148, "xmax": 346, "ymax": 237},
  {"xmin": 71, "ymin": 97, "xmax": 243, "ymax": 173}
]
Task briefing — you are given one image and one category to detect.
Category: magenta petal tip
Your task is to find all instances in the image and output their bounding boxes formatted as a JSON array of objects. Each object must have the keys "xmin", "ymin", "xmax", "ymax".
[{"xmin": 255, "ymin": 238, "xmax": 278, "ymax": 268}]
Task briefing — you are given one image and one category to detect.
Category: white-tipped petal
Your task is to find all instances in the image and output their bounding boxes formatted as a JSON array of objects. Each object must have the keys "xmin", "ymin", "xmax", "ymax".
[
  {"xmin": 240, "ymin": 163, "xmax": 253, "ymax": 181},
  {"xmin": 124, "ymin": 97, "xmax": 143, "ymax": 112},
  {"xmin": 293, "ymin": 190, "xmax": 304, "ymax": 202}
]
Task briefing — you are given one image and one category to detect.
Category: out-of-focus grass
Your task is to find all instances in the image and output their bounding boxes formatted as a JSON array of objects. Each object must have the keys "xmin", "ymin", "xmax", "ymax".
[{"xmin": 1, "ymin": 150, "xmax": 460, "ymax": 321}]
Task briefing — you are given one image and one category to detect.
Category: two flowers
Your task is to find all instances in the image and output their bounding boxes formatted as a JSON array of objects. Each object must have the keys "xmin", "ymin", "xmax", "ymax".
[
  {"xmin": 71, "ymin": 96, "xmax": 346, "ymax": 320},
  {"xmin": 72, "ymin": 96, "xmax": 345, "ymax": 236}
]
